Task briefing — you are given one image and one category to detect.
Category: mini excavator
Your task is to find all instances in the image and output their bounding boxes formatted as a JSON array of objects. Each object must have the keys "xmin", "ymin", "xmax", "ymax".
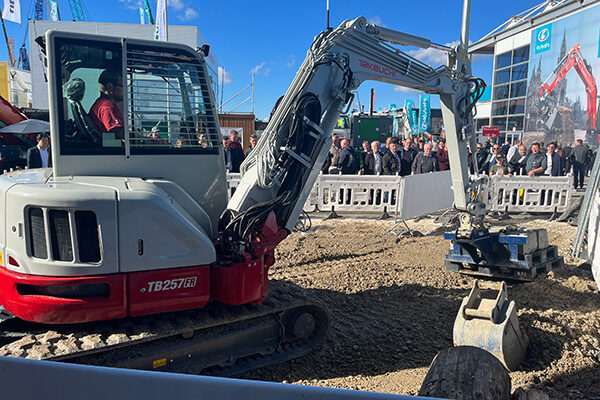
[{"xmin": 0, "ymin": 1, "xmax": 546, "ymax": 373}]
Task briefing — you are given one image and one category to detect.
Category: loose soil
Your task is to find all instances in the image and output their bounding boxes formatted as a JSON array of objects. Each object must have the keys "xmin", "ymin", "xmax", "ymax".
[{"xmin": 240, "ymin": 216, "xmax": 600, "ymax": 400}]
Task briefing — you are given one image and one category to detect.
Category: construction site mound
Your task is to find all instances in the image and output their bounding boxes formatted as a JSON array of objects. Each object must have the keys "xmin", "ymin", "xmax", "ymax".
[{"xmin": 237, "ymin": 217, "xmax": 599, "ymax": 399}]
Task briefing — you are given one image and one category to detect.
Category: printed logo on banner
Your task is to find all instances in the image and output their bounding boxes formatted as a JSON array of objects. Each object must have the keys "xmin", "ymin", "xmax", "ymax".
[
  {"xmin": 535, "ymin": 24, "xmax": 552, "ymax": 54},
  {"xmin": 404, "ymin": 99, "xmax": 418, "ymax": 135},
  {"xmin": 418, "ymin": 94, "xmax": 431, "ymax": 133}
]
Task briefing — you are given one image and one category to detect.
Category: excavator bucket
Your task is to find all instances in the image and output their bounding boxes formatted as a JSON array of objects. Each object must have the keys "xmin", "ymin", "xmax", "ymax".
[{"xmin": 453, "ymin": 280, "xmax": 528, "ymax": 371}]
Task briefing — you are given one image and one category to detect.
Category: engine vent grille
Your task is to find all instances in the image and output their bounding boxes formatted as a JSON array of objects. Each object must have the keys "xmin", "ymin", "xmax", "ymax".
[
  {"xmin": 28, "ymin": 207, "xmax": 47, "ymax": 259},
  {"xmin": 75, "ymin": 211, "xmax": 101, "ymax": 263},
  {"xmin": 27, "ymin": 207, "xmax": 101, "ymax": 263}
]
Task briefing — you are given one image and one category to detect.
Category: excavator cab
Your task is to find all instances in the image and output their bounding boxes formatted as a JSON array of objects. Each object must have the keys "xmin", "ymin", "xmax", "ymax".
[{"xmin": 0, "ymin": 31, "xmax": 231, "ymax": 324}]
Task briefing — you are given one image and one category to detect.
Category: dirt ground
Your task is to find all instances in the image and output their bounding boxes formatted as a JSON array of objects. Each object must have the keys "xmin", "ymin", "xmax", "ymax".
[{"xmin": 241, "ymin": 215, "xmax": 600, "ymax": 399}]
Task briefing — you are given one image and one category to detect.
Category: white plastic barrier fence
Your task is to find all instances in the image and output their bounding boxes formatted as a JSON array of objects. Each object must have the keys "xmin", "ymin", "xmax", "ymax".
[
  {"xmin": 316, "ymin": 174, "xmax": 401, "ymax": 215},
  {"xmin": 224, "ymin": 173, "xmax": 574, "ymax": 216},
  {"xmin": 396, "ymin": 170, "xmax": 453, "ymax": 220},
  {"xmin": 489, "ymin": 175, "xmax": 573, "ymax": 213},
  {"xmin": 226, "ymin": 173, "xmax": 242, "ymax": 199}
]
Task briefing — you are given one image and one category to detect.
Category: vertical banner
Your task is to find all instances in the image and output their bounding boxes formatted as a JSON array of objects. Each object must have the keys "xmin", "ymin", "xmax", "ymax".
[
  {"xmin": 418, "ymin": 94, "xmax": 431, "ymax": 133},
  {"xmin": 405, "ymin": 99, "xmax": 418, "ymax": 135},
  {"xmin": 139, "ymin": 7, "xmax": 146, "ymax": 24},
  {"xmin": 2, "ymin": 0, "xmax": 21, "ymax": 24},
  {"xmin": 154, "ymin": 0, "xmax": 167, "ymax": 41},
  {"xmin": 49, "ymin": 0, "xmax": 59, "ymax": 22}
]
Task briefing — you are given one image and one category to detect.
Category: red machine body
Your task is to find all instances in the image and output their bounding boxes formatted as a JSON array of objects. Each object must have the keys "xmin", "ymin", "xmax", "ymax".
[{"xmin": 0, "ymin": 212, "xmax": 288, "ymax": 324}]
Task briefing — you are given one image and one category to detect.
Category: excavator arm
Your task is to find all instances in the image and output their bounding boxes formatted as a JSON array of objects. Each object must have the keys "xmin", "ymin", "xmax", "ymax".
[
  {"xmin": 540, "ymin": 44, "xmax": 597, "ymax": 130},
  {"xmin": 223, "ymin": 15, "xmax": 486, "ymax": 255}
]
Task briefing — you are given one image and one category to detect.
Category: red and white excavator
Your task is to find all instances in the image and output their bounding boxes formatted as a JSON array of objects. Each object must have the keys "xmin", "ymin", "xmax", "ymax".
[
  {"xmin": 539, "ymin": 44, "xmax": 598, "ymax": 142},
  {"xmin": 0, "ymin": 7, "xmax": 498, "ymax": 373}
]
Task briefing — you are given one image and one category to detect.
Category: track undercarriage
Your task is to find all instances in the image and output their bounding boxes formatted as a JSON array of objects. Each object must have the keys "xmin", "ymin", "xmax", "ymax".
[{"xmin": 0, "ymin": 280, "xmax": 329, "ymax": 376}]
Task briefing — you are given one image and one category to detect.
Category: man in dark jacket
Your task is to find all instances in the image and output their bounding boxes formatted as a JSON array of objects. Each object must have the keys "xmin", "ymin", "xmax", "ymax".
[
  {"xmin": 27, "ymin": 133, "xmax": 52, "ymax": 169},
  {"xmin": 412, "ymin": 142, "xmax": 439, "ymax": 174},
  {"xmin": 436, "ymin": 140, "xmax": 450, "ymax": 171},
  {"xmin": 526, "ymin": 143, "xmax": 546, "ymax": 176},
  {"xmin": 399, "ymin": 138, "xmax": 417, "ymax": 176},
  {"xmin": 544, "ymin": 142, "xmax": 562, "ymax": 176},
  {"xmin": 363, "ymin": 141, "xmax": 383, "ymax": 175},
  {"xmin": 382, "ymin": 139, "xmax": 401, "ymax": 175},
  {"xmin": 228, "ymin": 130, "xmax": 245, "ymax": 173},
  {"xmin": 571, "ymin": 139, "xmax": 588, "ymax": 189},
  {"xmin": 508, "ymin": 144, "xmax": 528, "ymax": 175},
  {"xmin": 338, "ymin": 139, "xmax": 359, "ymax": 174},
  {"xmin": 475, "ymin": 143, "xmax": 489, "ymax": 174}
]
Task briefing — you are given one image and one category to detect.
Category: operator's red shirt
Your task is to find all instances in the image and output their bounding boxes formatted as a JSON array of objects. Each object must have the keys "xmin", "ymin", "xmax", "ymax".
[{"xmin": 89, "ymin": 95, "xmax": 124, "ymax": 134}]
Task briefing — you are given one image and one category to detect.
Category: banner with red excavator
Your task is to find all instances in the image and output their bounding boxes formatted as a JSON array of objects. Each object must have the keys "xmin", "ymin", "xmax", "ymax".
[{"xmin": 522, "ymin": 4, "xmax": 600, "ymax": 146}]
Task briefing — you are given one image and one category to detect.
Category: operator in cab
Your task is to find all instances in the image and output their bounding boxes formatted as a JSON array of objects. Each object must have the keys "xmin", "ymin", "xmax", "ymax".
[{"xmin": 89, "ymin": 70, "xmax": 124, "ymax": 140}]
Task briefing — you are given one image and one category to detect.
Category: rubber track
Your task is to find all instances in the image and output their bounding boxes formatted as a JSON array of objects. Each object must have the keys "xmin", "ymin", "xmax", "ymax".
[{"xmin": 0, "ymin": 280, "xmax": 329, "ymax": 374}]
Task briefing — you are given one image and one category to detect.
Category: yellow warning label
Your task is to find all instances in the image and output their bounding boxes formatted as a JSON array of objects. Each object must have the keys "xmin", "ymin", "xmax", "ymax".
[
  {"xmin": 152, "ymin": 358, "xmax": 167, "ymax": 368},
  {"xmin": 0, "ymin": 251, "xmax": 3, "ymax": 266}
]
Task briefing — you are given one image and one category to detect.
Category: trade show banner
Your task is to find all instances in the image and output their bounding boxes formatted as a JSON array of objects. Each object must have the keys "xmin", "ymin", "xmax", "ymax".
[
  {"xmin": 418, "ymin": 94, "xmax": 431, "ymax": 133},
  {"xmin": 405, "ymin": 99, "xmax": 418, "ymax": 134},
  {"xmin": 524, "ymin": 4, "xmax": 600, "ymax": 145}
]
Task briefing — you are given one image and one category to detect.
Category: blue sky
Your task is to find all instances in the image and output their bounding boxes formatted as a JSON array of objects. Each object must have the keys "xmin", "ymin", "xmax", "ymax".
[{"xmin": 1, "ymin": 0, "xmax": 543, "ymax": 119}]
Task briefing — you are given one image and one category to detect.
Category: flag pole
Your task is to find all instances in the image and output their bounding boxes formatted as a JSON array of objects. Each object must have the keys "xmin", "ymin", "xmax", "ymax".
[
  {"xmin": 0, "ymin": 5, "xmax": 14, "ymax": 67},
  {"xmin": 164, "ymin": 0, "xmax": 168, "ymax": 41}
]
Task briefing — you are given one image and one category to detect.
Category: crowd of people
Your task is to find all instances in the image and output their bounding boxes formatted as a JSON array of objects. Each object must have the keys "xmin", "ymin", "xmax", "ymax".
[
  {"xmin": 321, "ymin": 134, "xmax": 450, "ymax": 176},
  {"xmin": 221, "ymin": 130, "xmax": 258, "ymax": 173},
  {"xmin": 319, "ymin": 134, "xmax": 593, "ymax": 190},
  {"xmin": 473, "ymin": 138, "xmax": 592, "ymax": 189}
]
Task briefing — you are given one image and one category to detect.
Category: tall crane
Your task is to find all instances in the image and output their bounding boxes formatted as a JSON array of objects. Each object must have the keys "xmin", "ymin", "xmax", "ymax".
[
  {"xmin": 34, "ymin": 0, "xmax": 44, "ymax": 20},
  {"xmin": 143, "ymin": 0, "xmax": 155, "ymax": 24},
  {"xmin": 68, "ymin": 0, "xmax": 86, "ymax": 21}
]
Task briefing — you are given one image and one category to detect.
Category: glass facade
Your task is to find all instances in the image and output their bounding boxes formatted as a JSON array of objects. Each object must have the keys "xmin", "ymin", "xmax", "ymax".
[{"xmin": 491, "ymin": 45, "xmax": 529, "ymax": 142}]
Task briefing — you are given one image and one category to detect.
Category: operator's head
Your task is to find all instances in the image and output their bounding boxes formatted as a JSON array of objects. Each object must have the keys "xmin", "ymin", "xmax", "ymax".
[
  {"xmin": 341, "ymin": 138, "xmax": 350, "ymax": 148},
  {"xmin": 519, "ymin": 144, "xmax": 527, "ymax": 156},
  {"xmin": 37, "ymin": 133, "xmax": 49, "ymax": 149},
  {"xmin": 98, "ymin": 70, "xmax": 123, "ymax": 102},
  {"xmin": 389, "ymin": 139, "xmax": 399, "ymax": 153},
  {"xmin": 424, "ymin": 142, "xmax": 433, "ymax": 156},
  {"xmin": 531, "ymin": 142, "xmax": 540, "ymax": 154},
  {"xmin": 198, "ymin": 133, "xmax": 208, "ymax": 148},
  {"xmin": 371, "ymin": 140, "xmax": 379, "ymax": 153}
]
